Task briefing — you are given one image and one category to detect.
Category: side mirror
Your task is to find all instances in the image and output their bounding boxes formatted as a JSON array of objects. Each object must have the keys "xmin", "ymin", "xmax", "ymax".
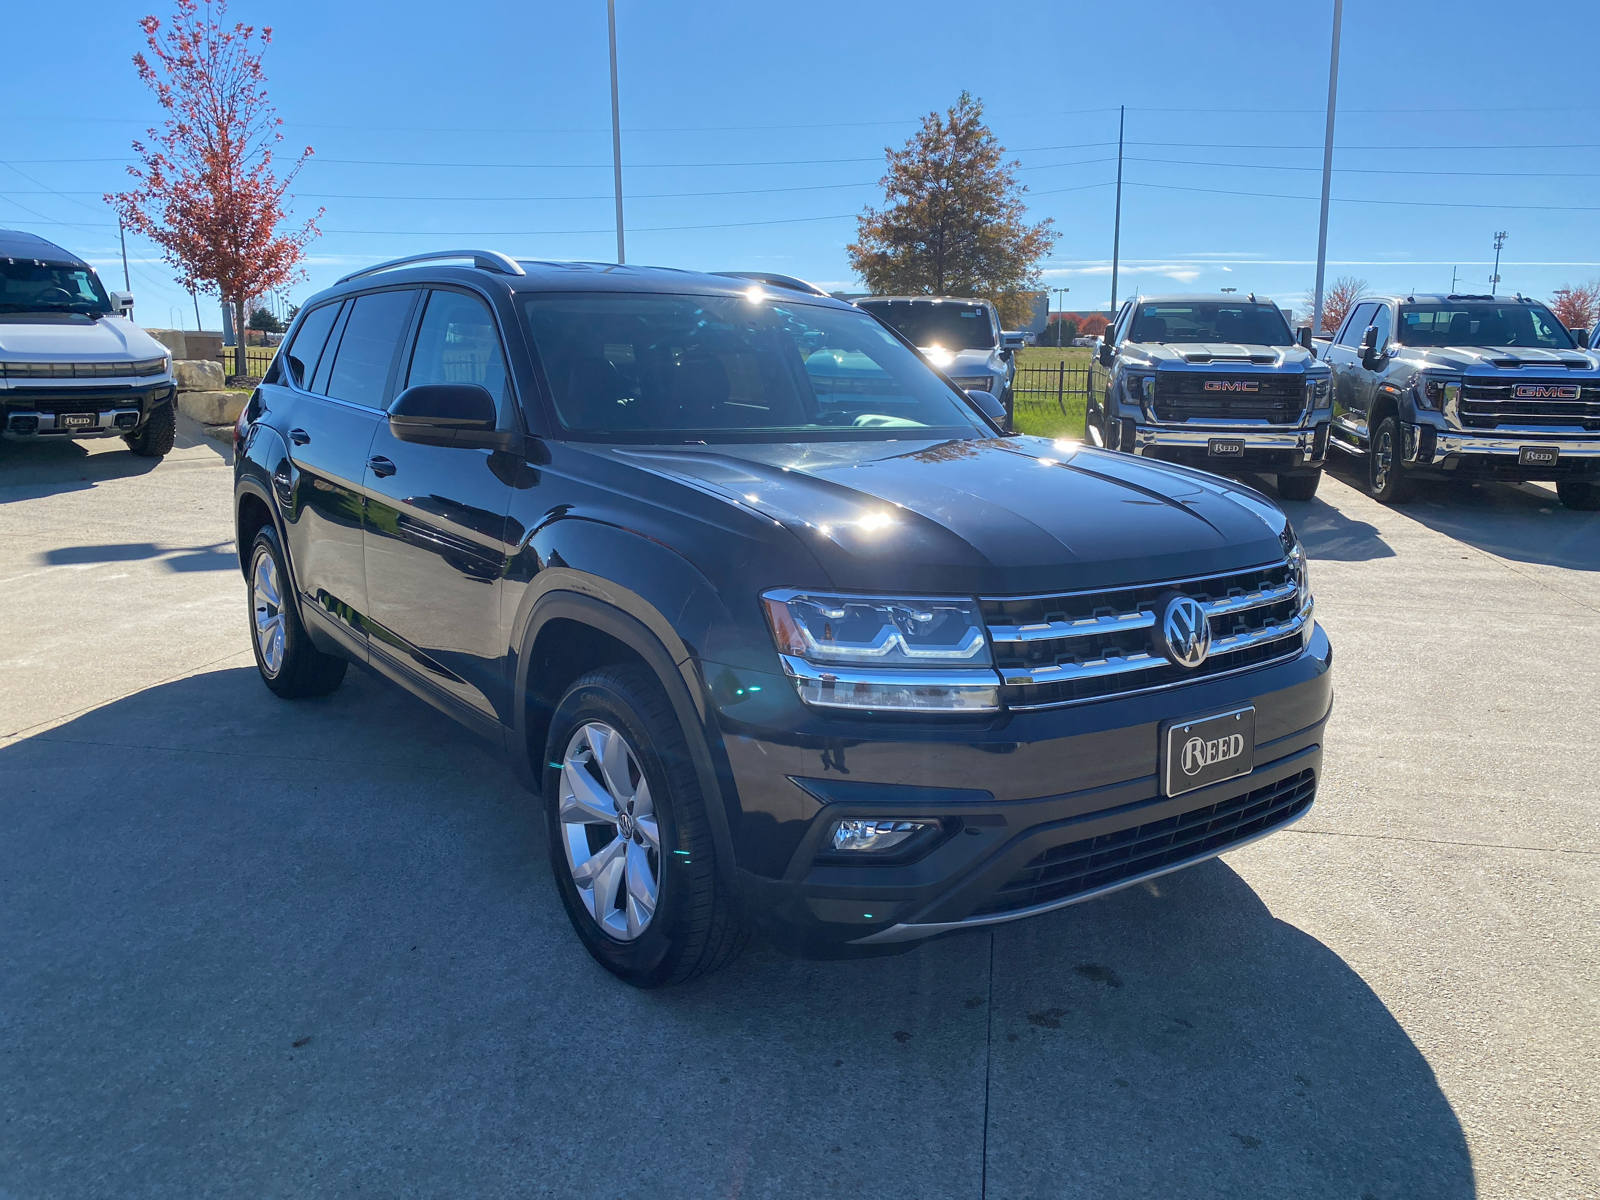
[
  {"xmin": 109, "ymin": 290, "xmax": 135, "ymax": 318},
  {"xmin": 389, "ymin": 383, "xmax": 510, "ymax": 450},
  {"xmin": 1358, "ymin": 325, "xmax": 1382, "ymax": 370},
  {"xmin": 1297, "ymin": 327, "xmax": 1313, "ymax": 350},
  {"xmin": 964, "ymin": 388, "xmax": 1008, "ymax": 429},
  {"xmin": 1572, "ymin": 328, "xmax": 1590, "ymax": 347},
  {"xmin": 1097, "ymin": 339, "xmax": 1114, "ymax": 368}
]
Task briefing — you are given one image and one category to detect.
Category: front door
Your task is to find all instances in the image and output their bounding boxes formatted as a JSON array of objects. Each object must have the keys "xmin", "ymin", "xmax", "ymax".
[
  {"xmin": 1326, "ymin": 300, "xmax": 1378, "ymax": 445},
  {"xmin": 362, "ymin": 288, "xmax": 521, "ymax": 724}
]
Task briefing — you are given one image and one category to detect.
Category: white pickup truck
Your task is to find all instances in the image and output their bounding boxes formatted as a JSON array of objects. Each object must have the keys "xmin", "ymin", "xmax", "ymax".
[{"xmin": 1, "ymin": 228, "xmax": 176, "ymax": 457}]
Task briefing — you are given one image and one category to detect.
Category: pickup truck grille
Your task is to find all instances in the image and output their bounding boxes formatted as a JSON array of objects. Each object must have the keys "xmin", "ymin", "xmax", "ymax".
[
  {"xmin": 983, "ymin": 558, "xmax": 1308, "ymax": 710},
  {"xmin": 1152, "ymin": 375, "xmax": 1305, "ymax": 424},
  {"xmin": 1459, "ymin": 379, "xmax": 1600, "ymax": 430}
]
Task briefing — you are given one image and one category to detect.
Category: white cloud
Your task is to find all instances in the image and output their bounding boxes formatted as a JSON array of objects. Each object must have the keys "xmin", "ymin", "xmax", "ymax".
[{"xmin": 1043, "ymin": 264, "xmax": 1202, "ymax": 283}]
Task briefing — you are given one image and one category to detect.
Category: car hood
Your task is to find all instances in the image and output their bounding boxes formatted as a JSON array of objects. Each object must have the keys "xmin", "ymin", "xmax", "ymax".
[
  {"xmin": 607, "ymin": 436, "xmax": 1291, "ymax": 595},
  {"xmin": 1396, "ymin": 344, "xmax": 1600, "ymax": 372},
  {"xmin": 1123, "ymin": 342, "xmax": 1319, "ymax": 370},
  {"xmin": 0, "ymin": 315, "xmax": 169, "ymax": 361},
  {"xmin": 918, "ymin": 346, "xmax": 1001, "ymax": 375}
]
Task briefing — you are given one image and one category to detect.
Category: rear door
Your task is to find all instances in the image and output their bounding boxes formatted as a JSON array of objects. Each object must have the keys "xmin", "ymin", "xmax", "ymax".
[
  {"xmin": 280, "ymin": 288, "xmax": 418, "ymax": 653},
  {"xmin": 361, "ymin": 287, "xmax": 521, "ymax": 724}
]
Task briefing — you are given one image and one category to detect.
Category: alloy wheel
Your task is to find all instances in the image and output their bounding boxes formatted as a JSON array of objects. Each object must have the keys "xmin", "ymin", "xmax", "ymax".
[
  {"xmin": 252, "ymin": 551, "xmax": 287, "ymax": 676},
  {"xmin": 1372, "ymin": 426, "xmax": 1394, "ymax": 494},
  {"xmin": 558, "ymin": 721, "xmax": 661, "ymax": 941}
]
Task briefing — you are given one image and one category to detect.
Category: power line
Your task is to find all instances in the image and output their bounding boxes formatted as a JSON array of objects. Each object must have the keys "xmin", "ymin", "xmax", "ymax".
[
  {"xmin": 1124, "ymin": 179, "xmax": 1600, "ymax": 212},
  {"xmin": 321, "ymin": 212, "xmax": 859, "ymax": 236}
]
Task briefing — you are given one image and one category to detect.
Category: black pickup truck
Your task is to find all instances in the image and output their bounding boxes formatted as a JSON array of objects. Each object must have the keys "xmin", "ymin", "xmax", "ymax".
[
  {"xmin": 1091, "ymin": 294, "xmax": 1333, "ymax": 501},
  {"xmin": 1322, "ymin": 293, "xmax": 1600, "ymax": 509}
]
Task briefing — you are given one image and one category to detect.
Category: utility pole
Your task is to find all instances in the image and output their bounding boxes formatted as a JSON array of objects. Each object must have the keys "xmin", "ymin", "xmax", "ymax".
[
  {"xmin": 1109, "ymin": 105, "xmax": 1124, "ymax": 321},
  {"xmin": 1490, "ymin": 231, "xmax": 1507, "ymax": 294},
  {"xmin": 1312, "ymin": 0, "xmax": 1344, "ymax": 336},
  {"xmin": 1450, "ymin": 266, "xmax": 1458, "ymax": 293},
  {"xmin": 607, "ymin": 0, "xmax": 626, "ymax": 265},
  {"xmin": 117, "ymin": 220, "xmax": 130, "ymax": 290}
]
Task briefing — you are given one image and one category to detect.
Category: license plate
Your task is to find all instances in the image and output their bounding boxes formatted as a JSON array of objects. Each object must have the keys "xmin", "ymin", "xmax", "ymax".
[
  {"xmin": 1207, "ymin": 438, "xmax": 1245, "ymax": 458},
  {"xmin": 1163, "ymin": 707, "xmax": 1256, "ymax": 798},
  {"xmin": 1519, "ymin": 446, "xmax": 1558, "ymax": 466},
  {"xmin": 58, "ymin": 412, "xmax": 97, "ymax": 430}
]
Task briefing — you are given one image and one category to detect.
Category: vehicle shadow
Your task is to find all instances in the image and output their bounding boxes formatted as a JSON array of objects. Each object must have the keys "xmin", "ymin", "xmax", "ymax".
[
  {"xmin": 1239, "ymin": 471, "xmax": 1395, "ymax": 562},
  {"xmin": 36, "ymin": 540, "xmax": 237, "ymax": 572},
  {"xmin": 0, "ymin": 665, "xmax": 1470, "ymax": 1199},
  {"xmin": 1326, "ymin": 457, "xmax": 1600, "ymax": 570},
  {"xmin": 0, "ymin": 415, "xmax": 230, "ymax": 505}
]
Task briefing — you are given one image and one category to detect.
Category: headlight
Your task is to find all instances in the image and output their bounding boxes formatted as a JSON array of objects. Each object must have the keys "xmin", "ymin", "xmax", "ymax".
[
  {"xmin": 761, "ymin": 589, "xmax": 1000, "ymax": 712},
  {"xmin": 1419, "ymin": 376, "xmax": 1461, "ymax": 413},
  {"xmin": 1288, "ymin": 542, "xmax": 1313, "ymax": 646},
  {"xmin": 954, "ymin": 374, "xmax": 994, "ymax": 393},
  {"xmin": 1126, "ymin": 374, "xmax": 1156, "ymax": 402},
  {"xmin": 1305, "ymin": 377, "xmax": 1331, "ymax": 409}
]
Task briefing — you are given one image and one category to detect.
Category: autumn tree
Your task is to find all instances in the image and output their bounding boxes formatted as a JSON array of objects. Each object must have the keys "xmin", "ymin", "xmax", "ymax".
[
  {"xmin": 108, "ymin": 0, "xmax": 320, "ymax": 378},
  {"xmin": 848, "ymin": 92, "xmax": 1055, "ymax": 327},
  {"xmin": 1549, "ymin": 281, "xmax": 1600, "ymax": 334},
  {"xmin": 1301, "ymin": 276, "xmax": 1369, "ymax": 334},
  {"xmin": 1078, "ymin": 313, "xmax": 1109, "ymax": 338}
]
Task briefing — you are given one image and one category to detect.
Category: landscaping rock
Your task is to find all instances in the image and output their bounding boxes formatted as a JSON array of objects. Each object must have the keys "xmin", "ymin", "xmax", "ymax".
[
  {"xmin": 178, "ymin": 390, "xmax": 249, "ymax": 426},
  {"xmin": 172, "ymin": 358, "xmax": 226, "ymax": 391}
]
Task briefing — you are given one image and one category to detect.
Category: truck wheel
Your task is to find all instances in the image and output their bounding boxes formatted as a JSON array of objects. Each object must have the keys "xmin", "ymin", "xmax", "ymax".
[
  {"xmin": 544, "ymin": 664, "xmax": 749, "ymax": 988},
  {"xmin": 247, "ymin": 527, "xmax": 347, "ymax": 698},
  {"xmin": 1276, "ymin": 472, "xmax": 1321, "ymax": 502},
  {"xmin": 1556, "ymin": 481, "xmax": 1600, "ymax": 511},
  {"xmin": 124, "ymin": 400, "xmax": 175, "ymax": 458},
  {"xmin": 1367, "ymin": 416, "xmax": 1416, "ymax": 504}
]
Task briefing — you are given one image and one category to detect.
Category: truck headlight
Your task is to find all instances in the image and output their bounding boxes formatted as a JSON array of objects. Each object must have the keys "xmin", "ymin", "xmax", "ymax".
[
  {"xmin": 761, "ymin": 589, "xmax": 1000, "ymax": 712},
  {"xmin": 1305, "ymin": 377, "xmax": 1331, "ymax": 409},
  {"xmin": 1127, "ymin": 374, "xmax": 1156, "ymax": 402},
  {"xmin": 1419, "ymin": 377, "xmax": 1461, "ymax": 413}
]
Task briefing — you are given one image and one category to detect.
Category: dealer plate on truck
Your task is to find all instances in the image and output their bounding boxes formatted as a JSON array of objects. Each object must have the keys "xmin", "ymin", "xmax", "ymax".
[
  {"xmin": 1207, "ymin": 438, "xmax": 1245, "ymax": 458},
  {"xmin": 1163, "ymin": 706, "xmax": 1255, "ymax": 797},
  {"xmin": 58, "ymin": 412, "xmax": 97, "ymax": 430},
  {"xmin": 1519, "ymin": 446, "xmax": 1558, "ymax": 466}
]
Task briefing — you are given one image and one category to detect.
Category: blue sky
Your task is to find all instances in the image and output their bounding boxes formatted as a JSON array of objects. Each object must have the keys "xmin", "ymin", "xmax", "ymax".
[{"xmin": 4, "ymin": 0, "xmax": 1598, "ymax": 329}]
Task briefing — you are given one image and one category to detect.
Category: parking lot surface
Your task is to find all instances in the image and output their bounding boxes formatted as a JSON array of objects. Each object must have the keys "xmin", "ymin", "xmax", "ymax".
[{"xmin": 2, "ymin": 424, "xmax": 1596, "ymax": 1199}]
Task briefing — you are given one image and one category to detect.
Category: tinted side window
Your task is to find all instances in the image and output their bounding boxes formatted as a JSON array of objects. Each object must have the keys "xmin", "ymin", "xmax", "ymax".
[
  {"xmin": 325, "ymin": 290, "xmax": 418, "ymax": 409},
  {"xmin": 1371, "ymin": 303, "xmax": 1393, "ymax": 353},
  {"xmin": 1337, "ymin": 302, "xmax": 1377, "ymax": 346},
  {"xmin": 283, "ymin": 301, "xmax": 340, "ymax": 389},
  {"xmin": 405, "ymin": 290, "xmax": 509, "ymax": 414},
  {"xmin": 310, "ymin": 303, "xmax": 350, "ymax": 396}
]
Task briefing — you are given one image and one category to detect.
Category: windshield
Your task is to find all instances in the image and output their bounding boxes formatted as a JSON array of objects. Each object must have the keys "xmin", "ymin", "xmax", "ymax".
[
  {"xmin": 0, "ymin": 260, "xmax": 112, "ymax": 315},
  {"xmin": 855, "ymin": 300, "xmax": 996, "ymax": 350},
  {"xmin": 522, "ymin": 293, "xmax": 990, "ymax": 443},
  {"xmin": 1398, "ymin": 302, "xmax": 1576, "ymax": 350},
  {"xmin": 1128, "ymin": 302, "xmax": 1293, "ymax": 346}
]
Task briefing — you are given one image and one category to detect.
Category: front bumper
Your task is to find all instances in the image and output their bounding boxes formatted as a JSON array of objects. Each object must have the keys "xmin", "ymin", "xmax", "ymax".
[
  {"xmin": 704, "ymin": 622, "xmax": 1333, "ymax": 953},
  {"xmin": 1405, "ymin": 424, "xmax": 1600, "ymax": 479},
  {"xmin": 1127, "ymin": 421, "xmax": 1330, "ymax": 473},
  {"xmin": 2, "ymin": 382, "xmax": 174, "ymax": 441}
]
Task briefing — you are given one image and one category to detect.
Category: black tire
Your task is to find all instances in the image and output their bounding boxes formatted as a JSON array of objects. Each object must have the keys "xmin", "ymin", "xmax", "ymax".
[
  {"xmin": 124, "ymin": 400, "xmax": 175, "ymax": 458},
  {"xmin": 1276, "ymin": 472, "xmax": 1321, "ymax": 502},
  {"xmin": 1557, "ymin": 480, "xmax": 1600, "ymax": 511},
  {"xmin": 247, "ymin": 526, "xmax": 347, "ymax": 699},
  {"xmin": 1367, "ymin": 416, "xmax": 1416, "ymax": 504},
  {"xmin": 544, "ymin": 664, "xmax": 749, "ymax": 988}
]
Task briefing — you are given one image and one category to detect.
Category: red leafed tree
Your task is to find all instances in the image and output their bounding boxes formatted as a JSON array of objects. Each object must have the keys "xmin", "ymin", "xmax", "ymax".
[
  {"xmin": 108, "ymin": 1, "xmax": 321, "ymax": 378},
  {"xmin": 1548, "ymin": 281, "xmax": 1600, "ymax": 334},
  {"xmin": 1078, "ymin": 313, "xmax": 1109, "ymax": 338},
  {"xmin": 1301, "ymin": 276, "xmax": 1368, "ymax": 335}
]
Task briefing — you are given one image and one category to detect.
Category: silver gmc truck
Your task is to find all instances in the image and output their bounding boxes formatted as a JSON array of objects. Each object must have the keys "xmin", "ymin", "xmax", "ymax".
[{"xmin": 1091, "ymin": 294, "xmax": 1332, "ymax": 501}]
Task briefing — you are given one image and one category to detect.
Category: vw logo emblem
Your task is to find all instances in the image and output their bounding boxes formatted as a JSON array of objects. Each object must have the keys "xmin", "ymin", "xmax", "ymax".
[{"xmin": 1158, "ymin": 594, "xmax": 1211, "ymax": 668}]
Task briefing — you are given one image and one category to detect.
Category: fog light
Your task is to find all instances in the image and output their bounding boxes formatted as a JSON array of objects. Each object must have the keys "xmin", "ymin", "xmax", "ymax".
[
  {"xmin": 114, "ymin": 411, "xmax": 139, "ymax": 429},
  {"xmin": 9, "ymin": 414, "xmax": 39, "ymax": 434},
  {"xmin": 830, "ymin": 819, "xmax": 932, "ymax": 854}
]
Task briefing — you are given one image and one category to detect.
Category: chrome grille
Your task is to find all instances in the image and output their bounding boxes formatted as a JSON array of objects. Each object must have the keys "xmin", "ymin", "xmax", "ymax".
[
  {"xmin": 983, "ymin": 558, "xmax": 1309, "ymax": 710},
  {"xmin": 1152, "ymin": 374, "xmax": 1305, "ymax": 424},
  {"xmin": 1459, "ymin": 378, "xmax": 1600, "ymax": 430}
]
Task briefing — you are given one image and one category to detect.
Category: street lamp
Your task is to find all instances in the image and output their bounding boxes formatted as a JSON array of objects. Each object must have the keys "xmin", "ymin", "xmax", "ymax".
[{"xmin": 1053, "ymin": 287, "xmax": 1071, "ymax": 346}]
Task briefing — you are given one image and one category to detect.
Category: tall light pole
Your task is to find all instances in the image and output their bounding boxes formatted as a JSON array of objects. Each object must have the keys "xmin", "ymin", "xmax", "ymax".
[
  {"xmin": 1053, "ymin": 287, "xmax": 1070, "ymax": 345},
  {"xmin": 1490, "ymin": 230, "xmax": 1507, "ymax": 294},
  {"xmin": 1312, "ymin": 0, "xmax": 1343, "ymax": 336},
  {"xmin": 1109, "ymin": 105, "xmax": 1124, "ymax": 321},
  {"xmin": 607, "ymin": 0, "xmax": 626, "ymax": 265}
]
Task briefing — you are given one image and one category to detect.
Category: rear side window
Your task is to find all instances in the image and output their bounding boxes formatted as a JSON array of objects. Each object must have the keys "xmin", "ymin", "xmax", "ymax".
[
  {"xmin": 325, "ymin": 290, "xmax": 417, "ymax": 409},
  {"xmin": 282, "ymin": 302, "xmax": 340, "ymax": 389},
  {"xmin": 405, "ymin": 290, "xmax": 509, "ymax": 413}
]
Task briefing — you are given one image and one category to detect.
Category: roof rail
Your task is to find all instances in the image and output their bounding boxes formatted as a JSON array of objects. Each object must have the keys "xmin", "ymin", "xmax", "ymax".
[
  {"xmin": 713, "ymin": 271, "xmax": 830, "ymax": 298},
  {"xmin": 336, "ymin": 249, "xmax": 526, "ymax": 286}
]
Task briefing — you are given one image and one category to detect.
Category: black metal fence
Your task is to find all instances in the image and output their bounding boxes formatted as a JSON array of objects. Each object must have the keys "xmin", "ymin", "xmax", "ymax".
[
  {"xmin": 1011, "ymin": 361, "xmax": 1095, "ymax": 427},
  {"xmin": 213, "ymin": 345, "xmax": 278, "ymax": 378}
]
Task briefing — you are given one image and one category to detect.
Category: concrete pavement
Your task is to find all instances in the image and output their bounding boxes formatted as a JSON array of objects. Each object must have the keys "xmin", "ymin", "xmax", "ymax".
[{"xmin": 1, "ymin": 425, "xmax": 1594, "ymax": 1198}]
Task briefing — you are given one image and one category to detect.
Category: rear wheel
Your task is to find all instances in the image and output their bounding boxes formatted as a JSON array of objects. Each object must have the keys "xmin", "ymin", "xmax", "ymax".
[
  {"xmin": 1276, "ymin": 472, "xmax": 1321, "ymax": 502},
  {"xmin": 1556, "ymin": 480, "xmax": 1600, "ymax": 511},
  {"xmin": 124, "ymin": 401, "xmax": 175, "ymax": 458},
  {"xmin": 248, "ymin": 527, "xmax": 347, "ymax": 699},
  {"xmin": 1367, "ymin": 416, "xmax": 1416, "ymax": 504},
  {"xmin": 544, "ymin": 664, "xmax": 748, "ymax": 987}
]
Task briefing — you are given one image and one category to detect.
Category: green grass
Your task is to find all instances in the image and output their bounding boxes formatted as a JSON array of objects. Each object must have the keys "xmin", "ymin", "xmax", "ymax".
[
  {"xmin": 1012, "ymin": 396, "xmax": 1088, "ymax": 438},
  {"xmin": 1016, "ymin": 345, "xmax": 1093, "ymax": 368},
  {"xmin": 1009, "ymin": 344, "xmax": 1095, "ymax": 437}
]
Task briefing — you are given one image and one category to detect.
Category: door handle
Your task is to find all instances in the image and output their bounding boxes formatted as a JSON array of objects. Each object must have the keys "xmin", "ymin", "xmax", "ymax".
[
  {"xmin": 367, "ymin": 456, "xmax": 397, "ymax": 478},
  {"xmin": 288, "ymin": 427, "xmax": 310, "ymax": 445}
]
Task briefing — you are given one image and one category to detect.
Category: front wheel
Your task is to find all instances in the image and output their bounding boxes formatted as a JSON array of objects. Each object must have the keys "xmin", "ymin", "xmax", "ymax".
[
  {"xmin": 1276, "ymin": 472, "xmax": 1321, "ymax": 502},
  {"xmin": 1556, "ymin": 480, "xmax": 1600, "ymax": 511},
  {"xmin": 124, "ymin": 401, "xmax": 175, "ymax": 458},
  {"xmin": 247, "ymin": 527, "xmax": 347, "ymax": 698},
  {"xmin": 1367, "ymin": 416, "xmax": 1416, "ymax": 505},
  {"xmin": 544, "ymin": 664, "xmax": 748, "ymax": 987}
]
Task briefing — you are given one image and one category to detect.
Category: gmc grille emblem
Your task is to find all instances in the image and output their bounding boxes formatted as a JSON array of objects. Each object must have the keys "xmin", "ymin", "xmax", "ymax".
[
  {"xmin": 1513, "ymin": 384, "xmax": 1580, "ymax": 400},
  {"xmin": 1204, "ymin": 380, "xmax": 1259, "ymax": 392}
]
